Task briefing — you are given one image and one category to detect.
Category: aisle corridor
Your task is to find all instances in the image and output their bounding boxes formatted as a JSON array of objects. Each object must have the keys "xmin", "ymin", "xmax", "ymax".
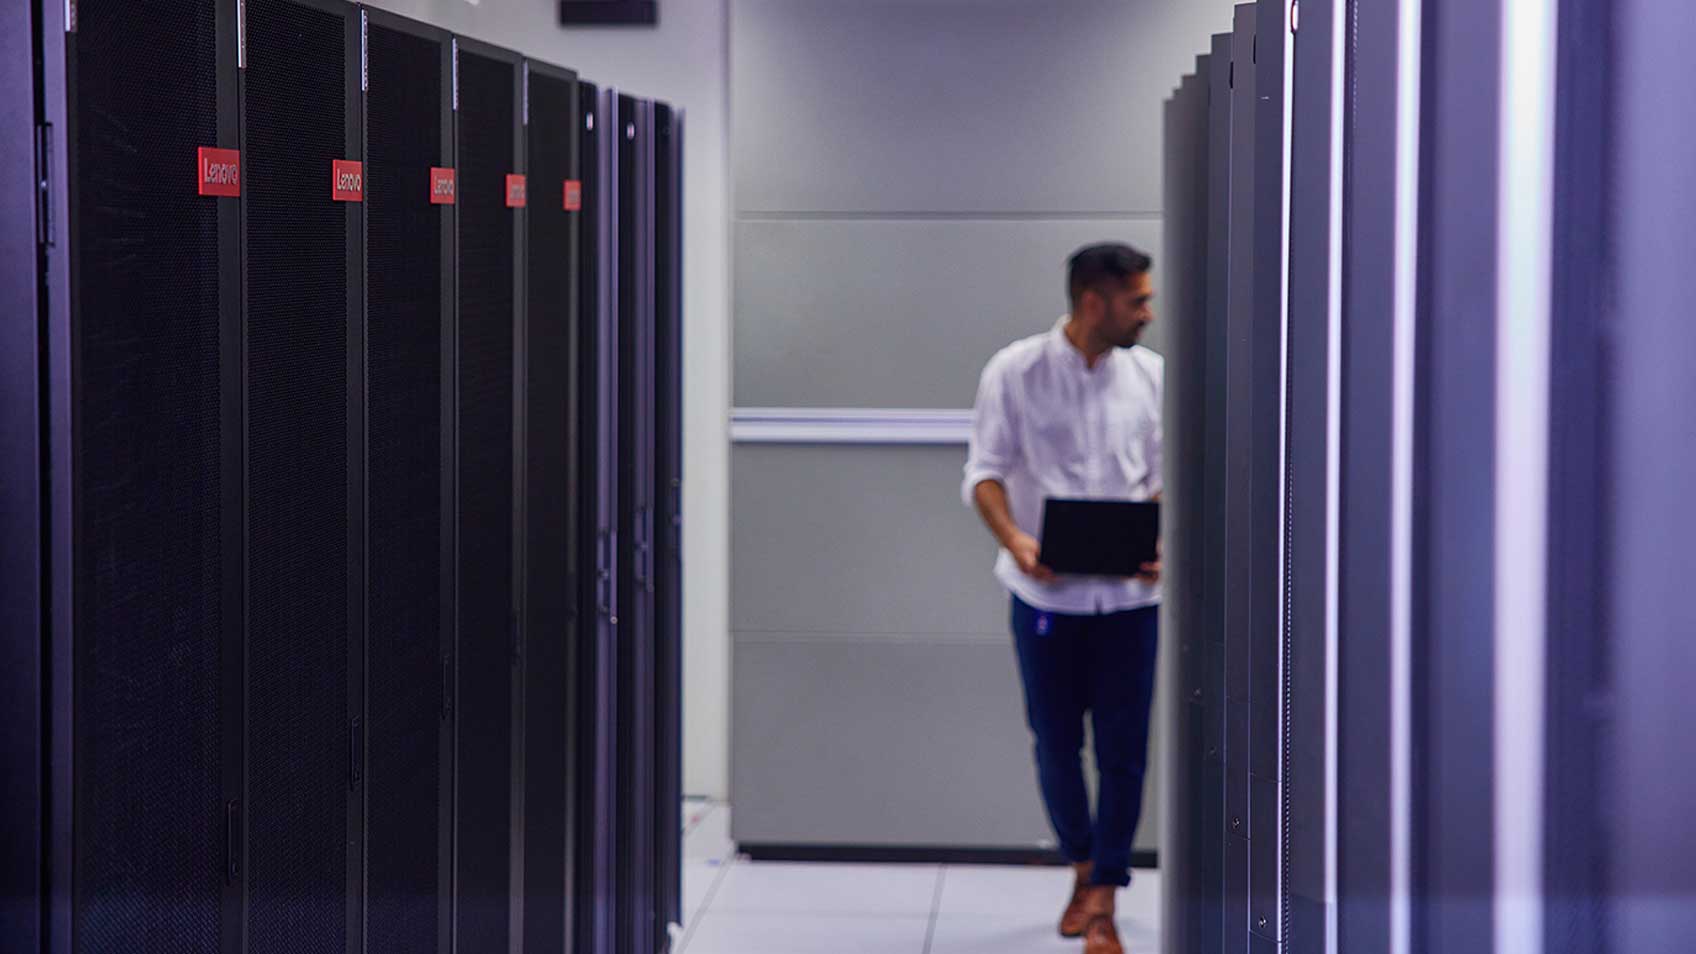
[{"xmin": 676, "ymin": 802, "xmax": 1165, "ymax": 954}]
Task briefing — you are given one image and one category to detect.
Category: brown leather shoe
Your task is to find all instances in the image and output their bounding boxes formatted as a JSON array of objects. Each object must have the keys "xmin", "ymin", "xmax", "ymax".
[
  {"xmin": 1084, "ymin": 915, "xmax": 1125, "ymax": 954},
  {"xmin": 1059, "ymin": 879, "xmax": 1093, "ymax": 938}
]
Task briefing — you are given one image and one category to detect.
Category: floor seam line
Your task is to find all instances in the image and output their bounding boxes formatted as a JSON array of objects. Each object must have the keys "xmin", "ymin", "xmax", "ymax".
[
  {"xmin": 676, "ymin": 853, "xmax": 736, "ymax": 954},
  {"xmin": 921, "ymin": 866, "xmax": 947, "ymax": 954}
]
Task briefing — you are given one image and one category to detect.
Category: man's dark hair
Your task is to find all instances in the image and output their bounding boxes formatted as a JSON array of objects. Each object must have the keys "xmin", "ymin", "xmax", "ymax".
[{"xmin": 1067, "ymin": 243, "xmax": 1153, "ymax": 305}]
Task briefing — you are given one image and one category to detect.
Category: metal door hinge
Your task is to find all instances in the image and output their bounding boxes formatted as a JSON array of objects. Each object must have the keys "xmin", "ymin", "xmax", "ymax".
[
  {"xmin": 451, "ymin": 39, "xmax": 459, "ymax": 111},
  {"xmin": 35, "ymin": 124, "xmax": 54, "ymax": 248},
  {"xmin": 65, "ymin": 0, "xmax": 76, "ymax": 32},
  {"xmin": 238, "ymin": 0, "xmax": 247, "ymax": 69},
  {"xmin": 360, "ymin": 10, "xmax": 368, "ymax": 92},
  {"xmin": 523, "ymin": 63, "xmax": 530, "ymax": 126}
]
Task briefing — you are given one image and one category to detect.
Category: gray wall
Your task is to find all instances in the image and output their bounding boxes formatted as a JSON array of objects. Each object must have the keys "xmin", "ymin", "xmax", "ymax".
[{"xmin": 730, "ymin": 0, "xmax": 1238, "ymax": 852}]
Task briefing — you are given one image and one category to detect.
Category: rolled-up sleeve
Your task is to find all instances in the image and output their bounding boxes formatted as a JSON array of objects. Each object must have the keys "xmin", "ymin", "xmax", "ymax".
[
  {"xmin": 1144, "ymin": 355, "xmax": 1165, "ymax": 499},
  {"xmin": 962, "ymin": 353, "xmax": 1020, "ymax": 508}
]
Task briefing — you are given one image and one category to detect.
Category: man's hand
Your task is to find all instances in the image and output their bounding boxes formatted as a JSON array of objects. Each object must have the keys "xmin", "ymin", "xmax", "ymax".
[
  {"xmin": 1137, "ymin": 539, "xmax": 1163, "ymax": 584},
  {"xmin": 1009, "ymin": 531, "xmax": 1058, "ymax": 584}
]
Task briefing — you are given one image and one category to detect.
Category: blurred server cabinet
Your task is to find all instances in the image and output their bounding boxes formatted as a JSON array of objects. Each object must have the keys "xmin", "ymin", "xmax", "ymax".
[
  {"xmin": 523, "ymin": 55, "xmax": 583, "ymax": 954},
  {"xmin": 451, "ymin": 35, "xmax": 525, "ymax": 954},
  {"xmin": 614, "ymin": 91, "xmax": 659, "ymax": 954},
  {"xmin": 652, "ymin": 100, "xmax": 686, "ymax": 949},
  {"xmin": 575, "ymin": 79, "xmax": 623, "ymax": 954}
]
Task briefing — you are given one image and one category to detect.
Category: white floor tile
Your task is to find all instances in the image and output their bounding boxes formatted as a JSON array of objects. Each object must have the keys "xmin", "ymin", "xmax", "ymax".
[
  {"xmin": 707, "ymin": 862, "xmax": 940, "ymax": 917},
  {"xmin": 682, "ymin": 859, "xmax": 729, "ymax": 928},
  {"xmin": 935, "ymin": 864, "xmax": 1077, "ymax": 918},
  {"xmin": 684, "ymin": 804, "xmax": 735, "ymax": 863},
  {"xmin": 680, "ymin": 911, "xmax": 930, "ymax": 954},
  {"xmin": 929, "ymin": 912, "xmax": 1160, "ymax": 954}
]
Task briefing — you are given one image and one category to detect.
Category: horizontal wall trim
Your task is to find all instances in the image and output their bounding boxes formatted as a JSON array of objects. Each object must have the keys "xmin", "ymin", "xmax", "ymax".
[
  {"xmin": 732, "ymin": 407, "xmax": 973, "ymax": 445},
  {"xmin": 736, "ymin": 210, "xmax": 1165, "ymax": 223},
  {"xmin": 738, "ymin": 843, "xmax": 1160, "ymax": 870},
  {"xmin": 734, "ymin": 632, "xmax": 1007, "ymax": 646}
]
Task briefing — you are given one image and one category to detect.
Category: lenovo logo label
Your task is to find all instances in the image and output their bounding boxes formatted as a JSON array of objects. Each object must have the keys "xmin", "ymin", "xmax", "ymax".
[
  {"xmin": 430, "ymin": 167, "xmax": 456, "ymax": 205},
  {"xmin": 332, "ymin": 160, "xmax": 364, "ymax": 202},
  {"xmin": 506, "ymin": 174, "xmax": 527, "ymax": 209},
  {"xmin": 564, "ymin": 180, "xmax": 582, "ymax": 212},
  {"xmin": 197, "ymin": 147, "xmax": 241, "ymax": 197}
]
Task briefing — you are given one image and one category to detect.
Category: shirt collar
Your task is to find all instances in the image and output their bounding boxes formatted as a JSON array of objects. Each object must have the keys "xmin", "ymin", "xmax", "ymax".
[{"xmin": 1050, "ymin": 316, "xmax": 1115, "ymax": 377}]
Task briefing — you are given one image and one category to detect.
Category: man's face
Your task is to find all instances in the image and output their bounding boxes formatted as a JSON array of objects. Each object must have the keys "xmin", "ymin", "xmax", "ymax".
[{"xmin": 1098, "ymin": 271, "xmax": 1156, "ymax": 348}]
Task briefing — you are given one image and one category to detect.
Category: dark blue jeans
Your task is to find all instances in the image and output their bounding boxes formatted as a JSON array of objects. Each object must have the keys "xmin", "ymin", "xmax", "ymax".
[{"xmin": 1011, "ymin": 596, "xmax": 1159, "ymax": 888}]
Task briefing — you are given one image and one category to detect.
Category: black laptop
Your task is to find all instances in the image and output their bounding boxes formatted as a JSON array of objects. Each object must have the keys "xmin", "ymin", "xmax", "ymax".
[{"xmin": 1037, "ymin": 498, "xmax": 1161, "ymax": 577}]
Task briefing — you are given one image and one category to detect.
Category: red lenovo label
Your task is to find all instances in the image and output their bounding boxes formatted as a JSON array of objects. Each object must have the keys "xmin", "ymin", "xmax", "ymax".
[
  {"xmin": 430, "ymin": 167, "xmax": 457, "ymax": 205},
  {"xmin": 197, "ymin": 147, "xmax": 241, "ymax": 197},
  {"xmin": 332, "ymin": 160, "xmax": 364, "ymax": 202},
  {"xmin": 564, "ymin": 180, "xmax": 583, "ymax": 212},
  {"xmin": 506, "ymin": 174, "xmax": 527, "ymax": 209}
]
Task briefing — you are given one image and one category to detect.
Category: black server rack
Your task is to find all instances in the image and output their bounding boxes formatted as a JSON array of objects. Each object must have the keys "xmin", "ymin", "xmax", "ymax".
[
  {"xmin": 452, "ymin": 36, "xmax": 526, "ymax": 954},
  {"xmin": 25, "ymin": 5, "xmax": 683, "ymax": 952},
  {"xmin": 575, "ymin": 81, "xmax": 621, "ymax": 954},
  {"xmin": 522, "ymin": 56, "xmax": 583, "ymax": 954},
  {"xmin": 240, "ymin": 3, "xmax": 365, "ymax": 952},
  {"xmin": 1, "ymin": 0, "xmax": 43, "ymax": 944},
  {"xmin": 1199, "ymin": 30, "xmax": 1235, "ymax": 954},
  {"xmin": 359, "ymin": 9, "xmax": 456, "ymax": 954},
  {"xmin": 614, "ymin": 92, "xmax": 659, "ymax": 954},
  {"xmin": 651, "ymin": 101, "xmax": 685, "ymax": 948},
  {"xmin": 37, "ymin": 1, "xmax": 245, "ymax": 952},
  {"xmin": 1161, "ymin": 58, "xmax": 1211, "ymax": 954},
  {"xmin": 1221, "ymin": 8, "xmax": 1261, "ymax": 951}
]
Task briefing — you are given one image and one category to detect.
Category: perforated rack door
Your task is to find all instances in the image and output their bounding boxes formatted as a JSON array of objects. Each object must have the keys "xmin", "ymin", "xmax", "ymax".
[
  {"xmin": 573, "ymin": 81, "xmax": 620, "ymax": 954},
  {"xmin": 522, "ymin": 61, "xmax": 581, "ymax": 954},
  {"xmin": 66, "ymin": 0, "xmax": 235, "ymax": 950},
  {"xmin": 363, "ymin": 12, "xmax": 453, "ymax": 954},
  {"xmin": 651, "ymin": 100, "xmax": 685, "ymax": 942},
  {"xmin": 453, "ymin": 40, "xmax": 522, "ymax": 954},
  {"xmin": 242, "ymin": 1, "xmax": 361, "ymax": 953}
]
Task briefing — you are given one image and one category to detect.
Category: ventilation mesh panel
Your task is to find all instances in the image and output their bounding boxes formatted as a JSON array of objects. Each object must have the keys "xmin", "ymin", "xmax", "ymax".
[
  {"xmin": 522, "ymin": 69, "xmax": 575, "ymax": 954},
  {"xmin": 73, "ymin": 1, "xmax": 224, "ymax": 950},
  {"xmin": 366, "ymin": 22, "xmax": 444, "ymax": 954},
  {"xmin": 454, "ymin": 48, "xmax": 516, "ymax": 954},
  {"xmin": 244, "ymin": 2, "xmax": 349, "ymax": 952}
]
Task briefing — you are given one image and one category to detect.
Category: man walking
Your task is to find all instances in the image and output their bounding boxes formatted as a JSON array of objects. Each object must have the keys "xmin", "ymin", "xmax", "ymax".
[{"xmin": 962, "ymin": 244, "xmax": 1162, "ymax": 954}]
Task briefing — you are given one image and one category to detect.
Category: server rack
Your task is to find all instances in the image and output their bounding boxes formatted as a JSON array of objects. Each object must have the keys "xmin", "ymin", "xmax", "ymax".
[
  {"xmin": 359, "ymin": 9, "xmax": 456, "ymax": 954},
  {"xmin": 1221, "ymin": 8, "xmax": 1259, "ymax": 946},
  {"xmin": 37, "ymin": 2, "xmax": 246, "ymax": 953},
  {"xmin": 25, "ymin": 5, "xmax": 684, "ymax": 952},
  {"xmin": 614, "ymin": 92, "xmax": 659, "ymax": 954},
  {"xmin": 1161, "ymin": 58, "xmax": 1211, "ymax": 954},
  {"xmin": 1199, "ymin": 31, "xmax": 1234, "ymax": 954},
  {"xmin": 575, "ymin": 81, "xmax": 622, "ymax": 954},
  {"xmin": 651, "ymin": 101, "xmax": 686, "ymax": 949},
  {"xmin": 1248, "ymin": 4, "xmax": 1287, "ymax": 949},
  {"xmin": 1282, "ymin": 0, "xmax": 1343, "ymax": 948},
  {"xmin": 522, "ymin": 55, "xmax": 583, "ymax": 954},
  {"xmin": 451, "ymin": 35, "xmax": 526, "ymax": 954},
  {"xmin": 240, "ymin": 4, "xmax": 366, "ymax": 952},
  {"xmin": 1, "ymin": 0, "xmax": 44, "ymax": 943}
]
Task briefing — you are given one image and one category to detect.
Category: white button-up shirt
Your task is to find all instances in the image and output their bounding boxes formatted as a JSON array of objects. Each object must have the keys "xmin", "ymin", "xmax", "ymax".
[{"xmin": 962, "ymin": 318, "xmax": 1163, "ymax": 616}]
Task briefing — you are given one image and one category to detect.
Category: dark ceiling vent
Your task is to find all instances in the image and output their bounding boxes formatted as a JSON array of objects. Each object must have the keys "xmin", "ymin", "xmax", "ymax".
[{"xmin": 560, "ymin": 1, "xmax": 657, "ymax": 26}]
